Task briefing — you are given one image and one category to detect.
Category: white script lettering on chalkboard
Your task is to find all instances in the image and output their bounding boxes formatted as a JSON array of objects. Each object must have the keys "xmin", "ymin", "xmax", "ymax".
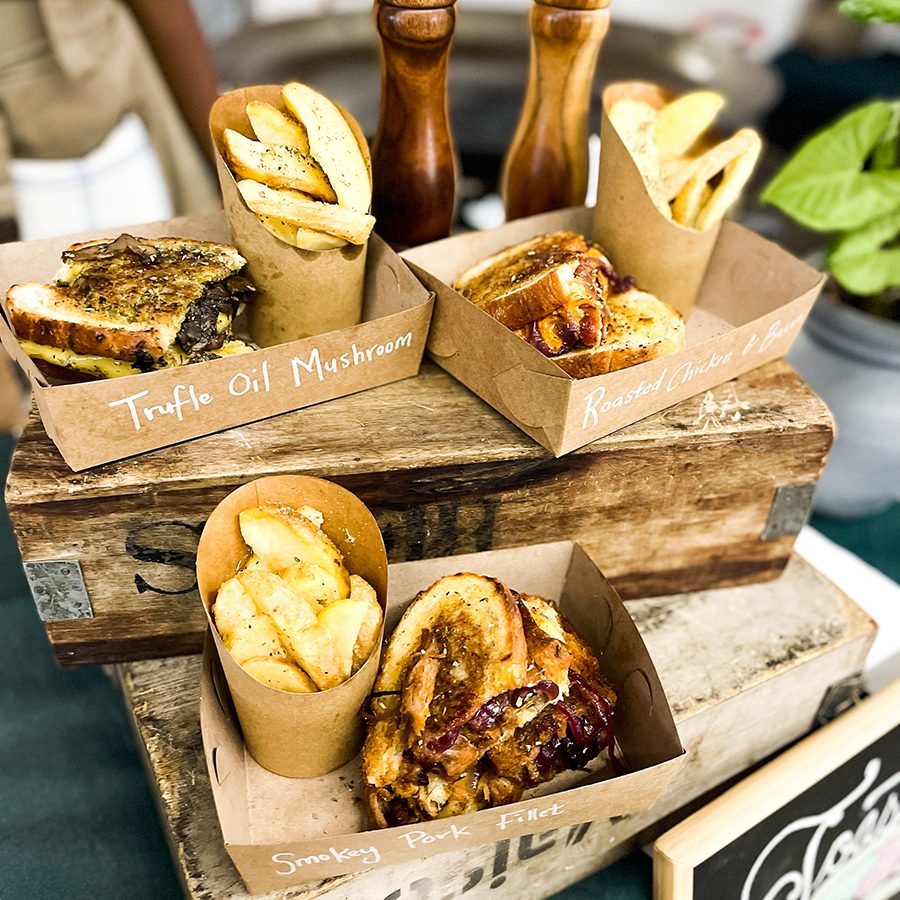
[
  {"xmin": 741, "ymin": 757, "xmax": 900, "ymax": 900},
  {"xmin": 271, "ymin": 845, "xmax": 380, "ymax": 875}
]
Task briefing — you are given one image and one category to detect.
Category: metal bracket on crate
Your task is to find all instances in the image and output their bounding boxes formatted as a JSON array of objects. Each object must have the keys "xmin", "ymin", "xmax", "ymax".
[
  {"xmin": 23, "ymin": 559, "xmax": 93, "ymax": 621},
  {"xmin": 815, "ymin": 674, "xmax": 868, "ymax": 727},
  {"xmin": 762, "ymin": 483, "xmax": 816, "ymax": 540}
]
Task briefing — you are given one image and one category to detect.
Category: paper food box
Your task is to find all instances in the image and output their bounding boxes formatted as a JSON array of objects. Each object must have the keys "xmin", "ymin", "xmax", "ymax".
[
  {"xmin": 201, "ymin": 540, "xmax": 685, "ymax": 894},
  {"xmin": 402, "ymin": 205, "xmax": 824, "ymax": 457},
  {"xmin": 0, "ymin": 212, "xmax": 433, "ymax": 471}
]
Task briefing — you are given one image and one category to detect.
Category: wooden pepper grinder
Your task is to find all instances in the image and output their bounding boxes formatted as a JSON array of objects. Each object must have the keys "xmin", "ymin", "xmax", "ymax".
[
  {"xmin": 501, "ymin": 0, "xmax": 611, "ymax": 220},
  {"xmin": 371, "ymin": 0, "xmax": 457, "ymax": 248}
]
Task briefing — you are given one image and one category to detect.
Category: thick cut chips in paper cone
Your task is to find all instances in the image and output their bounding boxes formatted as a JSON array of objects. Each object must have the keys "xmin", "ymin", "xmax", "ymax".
[
  {"xmin": 210, "ymin": 86, "xmax": 371, "ymax": 347},
  {"xmin": 197, "ymin": 475, "xmax": 388, "ymax": 778},
  {"xmin": 596, "ymin": 82, "xmax": 722, "ymax": 317},
  {"xmin": 597, "ymin": 81, "xmax": 762, "ymax": 316}
]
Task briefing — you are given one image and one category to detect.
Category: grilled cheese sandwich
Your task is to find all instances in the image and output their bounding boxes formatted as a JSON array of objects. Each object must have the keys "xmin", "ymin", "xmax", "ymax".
[{"xmin": 7, "ymin": 234, "xmax": 256, "ymax": 380}]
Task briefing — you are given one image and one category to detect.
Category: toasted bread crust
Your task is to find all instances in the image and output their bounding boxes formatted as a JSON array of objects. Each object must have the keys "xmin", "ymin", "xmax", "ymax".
[
  {"xmin": 8, "ymin": 283, "xmax": 168, "ymax": 361},
  {"xmin": 371, "ymin": 573, "xmax": 527, "ymax": 704},
  {"xmin": 551, "ymin": 289, "xmax": 685, "ymax": 378},
  {"xmin": 479, "ymin": 267, "xmax": 581, "ymax": 329},
  {"xmin": 31, "ymin": 358, "xmax": 95, "ymax": 383},
  {"xmin": 454, "ymin": 231, "xmax": 591, "ymax": 329}
]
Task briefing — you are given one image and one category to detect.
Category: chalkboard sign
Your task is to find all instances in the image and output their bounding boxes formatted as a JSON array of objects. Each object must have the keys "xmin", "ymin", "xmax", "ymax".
[{"xmin": 654, "ymin": 679, "xmax": 900, "ymax": 900}]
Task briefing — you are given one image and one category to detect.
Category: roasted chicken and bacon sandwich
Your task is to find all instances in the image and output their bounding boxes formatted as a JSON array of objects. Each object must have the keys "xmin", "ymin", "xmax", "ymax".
[
  {"xmin": 6, "ymin": 233, "xmax": 256, "ymax": 380},
  {"xmin": 453, "ymin": 231, "xmax": 684, "ymax": 379},
  {"xmin": 361, "ymin": 573, "xmax": 617, "ymax": 827}
]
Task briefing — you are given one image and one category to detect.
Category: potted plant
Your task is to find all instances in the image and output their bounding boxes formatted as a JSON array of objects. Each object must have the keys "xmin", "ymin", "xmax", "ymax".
[{"xmin": 762, "ymin": 81, "xmax": 900, "ymax": 518}]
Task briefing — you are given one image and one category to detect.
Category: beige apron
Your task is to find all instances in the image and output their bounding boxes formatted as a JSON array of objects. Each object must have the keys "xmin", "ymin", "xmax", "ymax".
[{"xmin": 0, "ymin": 0, "xmax": 218, "ymax": 221}]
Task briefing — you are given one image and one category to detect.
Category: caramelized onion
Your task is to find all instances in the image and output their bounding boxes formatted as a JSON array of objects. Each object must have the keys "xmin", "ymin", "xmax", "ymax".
[
  {"xmin": 555, "ymin": 701, "xmax": 595, "ymax": 746},
  {"xmin": 526, "ymin": 314, "xmax": 580, "ymax": 357},
  {"xmin": 426, "ymin": 726, "xmax": 460, "ymax": 754}
]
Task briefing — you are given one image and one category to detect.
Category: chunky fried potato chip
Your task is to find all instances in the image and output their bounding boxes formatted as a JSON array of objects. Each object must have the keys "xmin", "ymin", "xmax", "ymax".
[
  {"xmin": 279, "ymin": 561, "xmax": 343, "ymax": 611},
  {"xmin": 611, "ymin": 87, "xmax": 761, "ymax": 232},
  {"xmin": 694, "ymin": 131, "xmax": 762, "ymax": 231},
  {"xmin": 246, "ymin": 101, "xmax": 310, "ymax": 154},
  {"xmin": 238, "ymin": 569, "xmax": 319, "ymax": 631},
  {"xmin": 224, "ymin": 129, "xmax": 337, "ymax": 201},
  {"xmin": 241, "ymin": 657, "xmax": 317, "ymax": 692},
  {"xmin": 214, "ymin": 503, "xmax": 381, "ymax": 693},
  {"xmin": 348, "ymin": 575, "xmax": 382, "ymax": 671},
  {"xmin": 238, "ymin": 180, "xmax": 374, "ymax": 244},
  {"xmin": 212, "ymin": 577, "xmax": 257, "ymax": 638},
  {"xmin": 255, "ymin": 214, "xmax": 302, "ymax": 245},
  {"xmin": 655, "ymin": 91, "xmax": 725, "ymax": 162},
  {"xmin": 672, "ymin": 177, "xmax": 709, "ymax": 229},
  {"xmin": 282, "ymin": 621, "xmax": 345, "ymax": 690},
  {"xmin": 319, "ymin": 596, "xmax": 369, "ymax": 681},
  {"xmin": 226, "ymin": 615, "xmax": 288, "ymax": 665},
  {"xmin": 259, "ymin": 503, "xmax": 351, "ymax": 596},
  {"xmin": 282, "ymin": 82, "xmax": 371, "ymax": 214},
  {"xmin": 609, "ymin": 99, "xmax": 672, "ymax": 220},
  {"xmin": 663, "ymin": 128, "xmax": 760, "ymax": 201},
  {"xmin": 239, "ymin": 506, "xmax": 351, "ymax": 596},
  {"xmin": 294, "ymin": 228, "xmax": 347, "ymax": 251},
  {"xmin": 255, "ymin": 214, "xmax": 347, "ymax": 251}
]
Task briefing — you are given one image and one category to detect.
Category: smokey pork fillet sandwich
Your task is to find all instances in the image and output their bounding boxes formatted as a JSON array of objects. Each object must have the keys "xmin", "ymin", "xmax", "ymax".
[
  {"xmin": 6, "ymin": 233, "xmax": 256, "ymax": 380},
  {"xmin": 362, "ymin": 573, "xmax": 616, "ymax": 827},
  {"xmin": 453, "ymin": 230, "xmax": 684, "ymax": 378}
]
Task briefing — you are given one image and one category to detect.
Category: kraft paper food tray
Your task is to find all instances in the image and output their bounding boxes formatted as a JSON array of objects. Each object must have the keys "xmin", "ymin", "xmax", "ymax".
[
  {"xmin": 402, "ymin": 206, "xmax": 825, "ymax": 457},
  {"xmin": 201, "ymin": 541, "xmax": 685, "ymax": 894},
  {"xmin": 0, "ymin": 212, "xmax": 433, "ymax": 471}
]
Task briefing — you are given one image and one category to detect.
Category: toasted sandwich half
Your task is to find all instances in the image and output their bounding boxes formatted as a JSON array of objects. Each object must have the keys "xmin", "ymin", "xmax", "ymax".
[
  {"xmin": 362, "ymin": 573, "xmax": 616, "ymax": 828},
  {"xmin": 6, "ymin": 234, "xmax": 256, "ymax": 380},
  {"xmin": 453, "ymin": 231, "xmax": 684, "ymax": 378}
]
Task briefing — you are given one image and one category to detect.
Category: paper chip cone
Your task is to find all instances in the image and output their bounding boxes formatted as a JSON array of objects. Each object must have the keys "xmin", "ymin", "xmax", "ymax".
[
  {"xmin": 595, "ymin": 82, "xmax": 721, "ymax": 318},
  {"xmin": 197, "ymin": 475, "xmax": 387, "ymax": 777},
  {"xmin": 210, "ymin": 86, "xmax": 370, "ymax": 347}
]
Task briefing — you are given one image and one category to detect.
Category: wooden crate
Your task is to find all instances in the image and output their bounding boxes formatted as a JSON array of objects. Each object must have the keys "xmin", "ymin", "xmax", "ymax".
[
  {"xmin": 117, "ymin": 556, "xmax": 874, "ymax": 900},
  {"xmin": 8, "ymin": 360, "xmax": 832, "ymax": 666}
]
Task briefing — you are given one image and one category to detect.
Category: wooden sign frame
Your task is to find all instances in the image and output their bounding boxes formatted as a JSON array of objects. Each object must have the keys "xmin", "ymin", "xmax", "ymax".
[{"xmin": 654, "ymin": 677, "xmax": 900, "ymax": 900}]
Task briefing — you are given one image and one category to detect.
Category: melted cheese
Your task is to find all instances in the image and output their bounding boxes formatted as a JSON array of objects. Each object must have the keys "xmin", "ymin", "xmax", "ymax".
[
  {"xmin": 21, "ymin": 338, "xmax": 254, "ymax": 379},
  {"xmin": 21, "ymin": 340, "xmax": 140, "ymax": 379}
]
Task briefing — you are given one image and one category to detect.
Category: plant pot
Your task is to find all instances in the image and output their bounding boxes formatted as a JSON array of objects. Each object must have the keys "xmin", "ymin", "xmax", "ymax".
[{"xmin": 788, "ymin": 286, "xmax": 900, "ymax": 519}]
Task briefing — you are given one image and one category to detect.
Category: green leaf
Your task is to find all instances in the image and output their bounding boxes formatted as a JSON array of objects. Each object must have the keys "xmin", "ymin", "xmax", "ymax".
[
  {"xmin": 838, "ymin": 0, "xmax": 900, "ymax": 22},
  {"xmin": 872, "ymin": 101, "xmax": 900, "ymax": 170},
  {"xmin": 827, "ymin": 208, "xmax": 900, "ymax": 295},
  {"xmin": 761, "ymin": 100, "xmax": 900, "ymax": 231}
]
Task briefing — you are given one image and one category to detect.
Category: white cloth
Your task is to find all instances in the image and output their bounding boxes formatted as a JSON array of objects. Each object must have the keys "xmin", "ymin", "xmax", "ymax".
[
  {"xmin": 795, "ymin": 526, "xmax": 900, "ymax": 693},
  {"xmin": 9, "ymin": 113, "xmax": 173, "ymax": 240}
]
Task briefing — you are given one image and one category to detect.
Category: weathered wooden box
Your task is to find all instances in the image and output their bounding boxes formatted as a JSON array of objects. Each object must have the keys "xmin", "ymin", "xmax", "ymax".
[
  {"xmin": 118, "ymin": 555, "xmax": 875, "ymax": 900},
  {"xmin": 7, "ymin": 358, "xmax": 833, "ymax": 667}
]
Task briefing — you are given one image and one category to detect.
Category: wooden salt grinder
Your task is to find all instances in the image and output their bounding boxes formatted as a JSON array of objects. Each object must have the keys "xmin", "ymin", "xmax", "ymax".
[
  {"xmin": 372, "ymin": 0, "xmax": 456, "ymax": 248},
  {"xmin": 501, "ymin": 0, "xmax": 611, "ymax": 220}
]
